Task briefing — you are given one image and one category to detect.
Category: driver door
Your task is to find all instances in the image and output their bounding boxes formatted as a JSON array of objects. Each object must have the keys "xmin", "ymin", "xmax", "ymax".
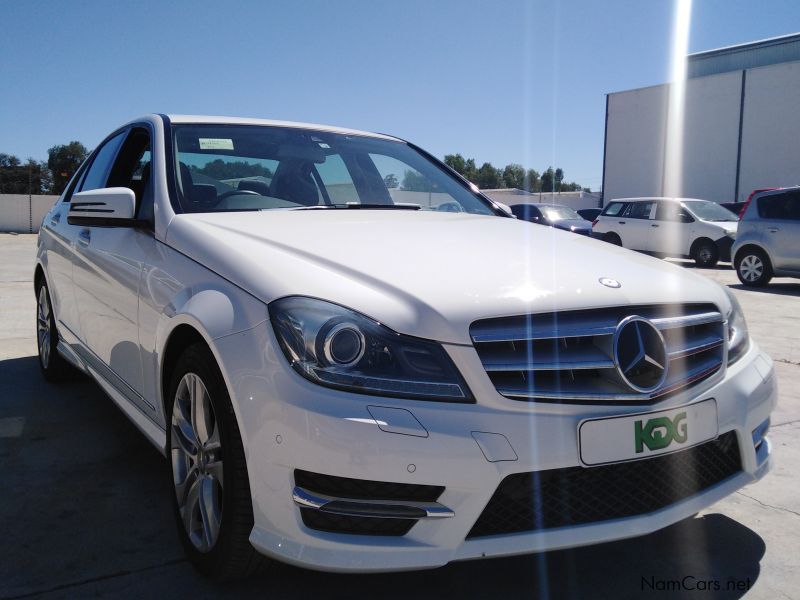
[
  {"xmin": 71, "ymin": 126, "xmax": 158, "ymax": 417},
  {"xmin": 649, "ymin": 201, "xmax": 693, "ymax": 256}
]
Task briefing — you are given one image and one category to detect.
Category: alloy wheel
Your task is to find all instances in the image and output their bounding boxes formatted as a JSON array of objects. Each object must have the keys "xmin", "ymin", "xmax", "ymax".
[
  {"xmin": 739, "ymin": 255, "xmax": 763, "ymax": 282},
  {"xmin": 171, "ymin": 372, "xmax": 224, "ymax": 553},
  {"xmin": 37, "ymin": 286, "xmax": 51, "ymax": 368}
]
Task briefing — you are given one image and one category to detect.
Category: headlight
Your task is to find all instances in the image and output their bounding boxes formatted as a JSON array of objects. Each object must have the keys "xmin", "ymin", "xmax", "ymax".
[
  {"xmin": 269, "ymin": 296, "xmax": 473, "ymax": 402},
  {"xmin": 722, "ymin": 287, "xmax": 749, "ymax": 364}
]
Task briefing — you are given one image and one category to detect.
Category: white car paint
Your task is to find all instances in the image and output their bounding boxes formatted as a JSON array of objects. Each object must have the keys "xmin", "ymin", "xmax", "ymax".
[
  {"xmin": 35, "ymin": 115, "xmax": 775, "ymax": 574},
  {"xmin": 593, "ymin": 197, "xmax": 737, "ymax": 262}
]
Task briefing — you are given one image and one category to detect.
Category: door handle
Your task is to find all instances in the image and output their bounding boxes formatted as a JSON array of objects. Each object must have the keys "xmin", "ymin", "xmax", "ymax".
[
  {"xmin": 618, "ymin": 221, "xmax": 626, "ymax": 225},
  {"xmin": 77, "ymin": 229, "xmax": 91, "ymax": 246},
  {"xmin": 651, "ymin": 223, "xmax": 659, "ymax": 227},
  {"xmin": 768, "ymin": 227, "xmax": 780, "ymax": 233}
]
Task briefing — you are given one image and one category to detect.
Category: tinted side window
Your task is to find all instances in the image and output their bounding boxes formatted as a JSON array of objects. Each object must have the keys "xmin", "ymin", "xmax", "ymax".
[
  {"xmin": 787, "ymin": 193, "xmax": 800, "ymax": 220},
  {"xmin": 655, "ymin": 201, "xmax": 686, "ymax": 222},
  {"xmin": 79, "ymin": 132, "xmax": 126, "ymax": 192},
  {"xmin": 624, "ymin": 201, "xmax": 655, "ymax": 219},
  {"xmin": 107, "ymin": 128, "xmax": 152, "ymax": 220},
  {"xmin": 602, "ymin": 202, "xmax": 626, "ymax": 216},
  {"xmin": 760, "ymin": 191, "xmax": 800, "ymax": 220}
]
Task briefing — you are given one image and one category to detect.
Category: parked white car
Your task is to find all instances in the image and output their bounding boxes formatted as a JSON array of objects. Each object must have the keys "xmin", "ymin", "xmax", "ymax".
[
  {"xmin": 593, "ymin": 197, "xmax": 738, "ymax": 267},
  {"xmin": 36, "ymin": 115, "xmax": 775, "ymax": 579}
]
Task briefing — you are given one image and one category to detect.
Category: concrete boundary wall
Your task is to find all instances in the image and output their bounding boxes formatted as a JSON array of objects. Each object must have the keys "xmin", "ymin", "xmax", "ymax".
[{"xmin": 0, "ymin": 195, "xmax": 59, "ymax": 233}]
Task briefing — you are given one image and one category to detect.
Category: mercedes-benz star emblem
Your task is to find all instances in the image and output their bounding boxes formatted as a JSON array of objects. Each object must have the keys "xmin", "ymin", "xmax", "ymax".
[
  {"xmin": 599, "ymin": 277, "xmax": 621, "ymax": 288},
  {"xmin": 613, "ymin": 316, "xmax": 668, "ymax": 393}
]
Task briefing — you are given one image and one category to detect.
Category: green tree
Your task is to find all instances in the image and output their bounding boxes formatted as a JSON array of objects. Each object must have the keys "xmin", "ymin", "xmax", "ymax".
[
  {"xmin": 541, "ymin": 167, "xmax": 555, "ymax": 192},
  {"xmin": 554, "ymin": 168, "xmax": 564, "ymax": 191},
  {"xmin": 502, "ymin": 164, "xmax": 525, "ymax": 189},
  {"xmin": 444, "ymin": 154, "xmax": 467, "ymax": 175},
  {"xmin": 523, "ymin": 169, "xmax": 540, "ymax": 192},
  {"xmin": 401, "ymin": 169, "xmax": 432, "ymax": 192},
  {"xmin": 463, "ymin": 158, "xmax": 477, "ymax": 183},
  {"xmin": 475, "ymin": 162, "xmax": 502, "ymax": 189},
  {"xmin": 192, "ymin": 159, "xmax": 273, "ymax": 180},
  {"xmin": 0, "ymin": 154, "xmax": 51, "ymax": 194},
  {"xmin": 47, "ymin": 141, "xmax": 88, "ymax": 194}
]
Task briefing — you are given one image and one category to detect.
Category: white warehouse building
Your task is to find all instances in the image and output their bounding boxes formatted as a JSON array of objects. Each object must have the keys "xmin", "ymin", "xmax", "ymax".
[{"xmin": 602, "ymin": 33, "xmax": 800, "ymax": 205}]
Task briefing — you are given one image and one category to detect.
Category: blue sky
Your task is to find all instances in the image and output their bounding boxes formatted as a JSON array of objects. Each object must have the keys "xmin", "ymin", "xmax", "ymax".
[{"xmin": 2, "ymin": 0, "xmax": 799, "ymax": 191}]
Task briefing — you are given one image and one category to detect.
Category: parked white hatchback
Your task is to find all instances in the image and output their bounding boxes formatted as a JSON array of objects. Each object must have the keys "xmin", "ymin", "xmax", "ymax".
[
  {"xmin": 36, "ymin": 115, "xmax": 775, "ymax": 579},
  {"xmin": 593, "ymin": 197, "xmax": 739, "ymax": 267}
]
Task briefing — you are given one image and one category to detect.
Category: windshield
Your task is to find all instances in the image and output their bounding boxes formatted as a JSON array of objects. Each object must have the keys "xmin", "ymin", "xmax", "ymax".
[
  {"xmin": 541, "ymin": 205, "xmax": 581, "ymax": 221},
  {"xmin": 681, "ymin": 200, "xmax": 738, "ymax": 222},
  {"xmin": 172, "ymin": 124, "xmax": 496, "ymax": 216}
]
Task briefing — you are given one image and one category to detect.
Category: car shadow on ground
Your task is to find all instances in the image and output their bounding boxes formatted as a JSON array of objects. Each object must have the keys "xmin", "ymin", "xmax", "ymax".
[
  {"xmin": 0, "ymin": 355, "xmax": 766, "ymax": 599},
  {"xmin": 728, "ymin": 282, "xmax": 800, "ymax": 297}
]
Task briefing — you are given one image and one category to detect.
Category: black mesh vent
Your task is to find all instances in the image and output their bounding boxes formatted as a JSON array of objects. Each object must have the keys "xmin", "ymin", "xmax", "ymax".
[
  {"xmin": 299, "ymin": 510, "xmax": 417, "ymax": 536},
  {"xmin": 294, "ymin": 470, "xmax": 444, "ymax": 536},
  {"xmin": 468, "ymin": 431, "xmax": 741, "ymax": 539}
]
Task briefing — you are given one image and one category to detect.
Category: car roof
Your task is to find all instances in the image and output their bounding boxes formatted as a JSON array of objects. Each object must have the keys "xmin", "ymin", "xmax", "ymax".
[
  {"xmin": 510, "ymin": 203, "xmax": 569, "ymax": 209},
  {"xmin": 610, "ymin": 197, "xmax": 708, "ymax": 203},
  {"xmin": 152, "ymin": 114, "xmax": 403, "ymax": 142}
]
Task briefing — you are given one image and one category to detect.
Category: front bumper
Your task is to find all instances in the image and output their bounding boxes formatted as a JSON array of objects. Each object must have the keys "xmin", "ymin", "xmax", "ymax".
[
  {"xmin": 215, "ymin": 324, "xmax": 776, "ymax": 573},
  {"xmin": 715, "ymin": 236, "xmax": 735, "ymax": 262}
]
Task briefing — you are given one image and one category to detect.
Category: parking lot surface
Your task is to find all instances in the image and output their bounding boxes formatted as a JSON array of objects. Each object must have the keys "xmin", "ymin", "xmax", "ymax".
[{"xmin": 1, "ymin": 233, "xmax": 798, "ymax": 599}]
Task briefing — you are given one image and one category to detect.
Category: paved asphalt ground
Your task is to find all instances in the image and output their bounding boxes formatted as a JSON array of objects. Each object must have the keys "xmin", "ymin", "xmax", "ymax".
[{"xmin": 1, "ymin": 233, "xmax": 798, "ymax": 599}]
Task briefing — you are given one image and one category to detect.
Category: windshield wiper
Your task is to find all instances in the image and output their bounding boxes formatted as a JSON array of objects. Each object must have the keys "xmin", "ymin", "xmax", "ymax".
[{"xmin": 292, "ymin": 203, "xmax": 421, "ymax": 211}]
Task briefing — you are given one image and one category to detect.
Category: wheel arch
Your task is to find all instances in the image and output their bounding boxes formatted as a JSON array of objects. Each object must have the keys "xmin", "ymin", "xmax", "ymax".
[
  {"xmin": 690, "ymin": 236, "xmax": 716, "ymax": 255},
  {"xmin": 34, "ymin": 262, "xmax": 45, "ymax": 293},
  {"xmin": 733, "ymin": 242, "xmax": 773, "ymax": 267},
  {"xmin": 157, "ymin": 315, "xmax": 239, "ymax": 450}
]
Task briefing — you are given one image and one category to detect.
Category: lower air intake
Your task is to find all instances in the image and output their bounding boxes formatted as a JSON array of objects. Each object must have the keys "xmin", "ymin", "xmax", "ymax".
[{"xmin": 468, "ymin": 431, "xmax": 741, "ymax": 539}]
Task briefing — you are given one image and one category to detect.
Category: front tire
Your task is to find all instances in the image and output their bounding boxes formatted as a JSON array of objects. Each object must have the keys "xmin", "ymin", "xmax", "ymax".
[
  {"xmin": 735, "ymin": 248, "xmax": 773, "ymax": 287},
  {"xmin": 167, "ymin": 343, "xmax": 269, "ymax": 580},
  {"xmin": 692, "ymin": 240, "xmax": 719, "ymax": 268},
  {"xmin": 36, "ymin": 281, "xmax": 74, "ymax": 381}
]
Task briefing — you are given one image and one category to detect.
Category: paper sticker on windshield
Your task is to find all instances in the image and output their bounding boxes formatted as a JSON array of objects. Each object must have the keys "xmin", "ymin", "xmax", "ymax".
[{"xmin": 199, "ymin": 138, "xmax": 234, "ymax": 150}]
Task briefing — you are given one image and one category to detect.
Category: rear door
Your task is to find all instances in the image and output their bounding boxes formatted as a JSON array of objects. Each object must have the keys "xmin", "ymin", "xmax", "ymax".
[
  {"xmin": 759, "ymin": 190, "xmax": 800, "ymax": 272},
  {"xmin": 619, "ymin": 200, "xmax": 656, "ymax": 250}
]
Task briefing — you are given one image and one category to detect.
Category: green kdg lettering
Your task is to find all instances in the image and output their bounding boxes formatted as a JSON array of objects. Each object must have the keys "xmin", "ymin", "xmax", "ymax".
[{"xmin": 635, "ymin": 412, "xmax": 688, "ymax": 453}]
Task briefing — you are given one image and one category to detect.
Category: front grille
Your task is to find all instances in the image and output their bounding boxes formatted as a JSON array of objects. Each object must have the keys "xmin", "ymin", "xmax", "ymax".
[
  {"xmin": 294, "ymin": 470, "xmax": 444, "ymax": 536},
  {"xmin": 471, "ymin": 303, "xmax": 725, "ymax": 403},
  {"xmin": 467, "ymin": 431, "xmax": 741, "ymax": 539}
]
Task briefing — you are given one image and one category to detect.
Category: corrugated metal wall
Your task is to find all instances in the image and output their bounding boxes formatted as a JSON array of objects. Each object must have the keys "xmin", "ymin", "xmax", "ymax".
[{"xmin": 604, "ymin": 58, "xmax": 800, "ymax": 204}]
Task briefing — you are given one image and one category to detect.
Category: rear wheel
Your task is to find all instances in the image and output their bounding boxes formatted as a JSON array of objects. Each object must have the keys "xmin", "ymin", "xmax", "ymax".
[
  {"xmin": 168, "ymin": 343, "xmax": 270, "ymax": 580},
  {"xmin": 36, "ymin": 281, "xmax": 74, "ymax": 381},
  {"xmin": 692, "ymin": 240, "xmax": 719, "ymax": 268},
  {"xmin": 603, "ymin": 232, "xmax": 622, "ymax": 246},
  {"xmin": 735, "ymin": 249, "xmax": 773, "ymax": 287}
]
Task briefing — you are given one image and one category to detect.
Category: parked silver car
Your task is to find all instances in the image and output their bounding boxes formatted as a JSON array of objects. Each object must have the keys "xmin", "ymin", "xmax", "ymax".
[{"xmin": 733, "ymin": 187, "xmax": 800, "ymax": 287}]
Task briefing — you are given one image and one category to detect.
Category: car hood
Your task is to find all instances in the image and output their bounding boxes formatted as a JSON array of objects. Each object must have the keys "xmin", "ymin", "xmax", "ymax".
[
  {"xmin": 166, "ymin": 210, "xmax": 729, "ymax": 344},
  {"xmin": 710, "ymin": 220, "xmax": 738, "ymax": 234},
  {"xmin": 552, "ymin": 219, "xmax": 592, "ymax": 232}
]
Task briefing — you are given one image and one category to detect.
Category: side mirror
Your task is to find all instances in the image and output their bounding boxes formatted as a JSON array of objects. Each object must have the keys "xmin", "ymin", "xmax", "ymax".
[
  {"xmin": 495, "ymin": 202, "xmax": 514, "ymax": 217},
  {"xmin": 68, "ymin": 187, "xmax": 141, "ymax": 227},
  {"xmin": 679, "ymin": 212, "xmax": 694, "ymax": 223}
]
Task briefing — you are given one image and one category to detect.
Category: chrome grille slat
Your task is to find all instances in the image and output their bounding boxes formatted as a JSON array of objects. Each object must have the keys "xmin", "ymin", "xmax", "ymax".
[
  {"xmin": 471, "ymin": 304, "xmax": 725, "ymax": 404},
  {"xmin": 480, "ymin": 345, "xmax": 615, "ymax": 372}
]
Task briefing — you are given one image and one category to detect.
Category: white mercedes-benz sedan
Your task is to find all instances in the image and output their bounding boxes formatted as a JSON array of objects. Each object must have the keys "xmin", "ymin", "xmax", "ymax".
[{"xmin": 35, "ymin": 114, "xmax": 776, "ymax": 580}]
